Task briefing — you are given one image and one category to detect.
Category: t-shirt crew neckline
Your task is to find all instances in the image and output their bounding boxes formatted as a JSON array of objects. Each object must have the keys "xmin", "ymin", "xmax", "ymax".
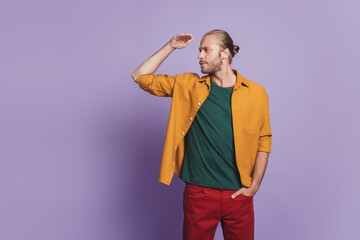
[{"xmin": 210, "ymin": 78, "xmax": 234, "ymax": 89}]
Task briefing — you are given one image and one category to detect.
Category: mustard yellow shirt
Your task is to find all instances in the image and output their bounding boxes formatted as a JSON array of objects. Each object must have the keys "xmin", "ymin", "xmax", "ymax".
[{"xmin": 134, "ymin": 68, "xmax": 272, "ymax": 187}]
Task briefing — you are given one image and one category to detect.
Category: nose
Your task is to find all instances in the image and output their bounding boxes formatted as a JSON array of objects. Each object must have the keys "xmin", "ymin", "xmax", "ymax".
[{"xmin": 198, "ymin": 51, "xmax": 203, "ymax": 60}]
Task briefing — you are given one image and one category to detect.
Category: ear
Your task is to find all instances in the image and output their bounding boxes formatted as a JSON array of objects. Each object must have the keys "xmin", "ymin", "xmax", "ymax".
[{"xmin": 221, "ymin": 48, "xmax": 230, "ymax": 60}]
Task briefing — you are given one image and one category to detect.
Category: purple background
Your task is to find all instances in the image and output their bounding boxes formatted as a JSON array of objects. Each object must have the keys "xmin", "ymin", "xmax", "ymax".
[{"xmin": 1, "ymin": 0, "xmax": 359, "ymax": 239}]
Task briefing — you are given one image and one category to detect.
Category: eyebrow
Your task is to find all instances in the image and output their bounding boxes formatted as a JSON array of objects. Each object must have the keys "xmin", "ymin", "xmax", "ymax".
[{"xmin": 198, "ymin": 46, "xmax": 211, "ymax": 51}]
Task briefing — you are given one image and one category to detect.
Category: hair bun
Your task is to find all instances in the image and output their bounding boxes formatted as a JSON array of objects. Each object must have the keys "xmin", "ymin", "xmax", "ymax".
[{"xmin": 232, "ymin": 45, "xmax": 240, "ymax": 56}]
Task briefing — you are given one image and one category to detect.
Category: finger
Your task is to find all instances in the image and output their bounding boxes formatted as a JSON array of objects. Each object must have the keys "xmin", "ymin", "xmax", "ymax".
[
  {"xmin": 231, "ymin": 189, "xmax": 243, "ymax": 199},
  {"xmin": 181, "ymin": 36, "xmax": 191, "ymax": 42},
  {"xmin": 185, "ymin": 36, "xmax": 192, "ymax": 41}
]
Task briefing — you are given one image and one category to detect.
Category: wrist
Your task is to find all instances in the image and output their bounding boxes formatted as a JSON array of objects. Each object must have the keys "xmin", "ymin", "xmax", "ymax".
[
  {"xmin": 167, "ymin": 41, "xmax": 175, "ymax": 50},
  {"xmin": 249, "ymin": 182, "xmax": 260, "ymax": 192}
]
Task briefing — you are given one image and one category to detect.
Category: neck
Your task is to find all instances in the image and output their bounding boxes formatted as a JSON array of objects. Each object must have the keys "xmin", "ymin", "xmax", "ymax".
[{"xmin": 210, "ymin": 65, "xmax": 237, "ymax": 87}]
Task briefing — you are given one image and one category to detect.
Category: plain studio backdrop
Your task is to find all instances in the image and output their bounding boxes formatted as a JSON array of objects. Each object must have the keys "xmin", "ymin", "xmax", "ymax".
[{"xmin": 1, "ymin": 0, "xmax": 359, "ymax": 239}]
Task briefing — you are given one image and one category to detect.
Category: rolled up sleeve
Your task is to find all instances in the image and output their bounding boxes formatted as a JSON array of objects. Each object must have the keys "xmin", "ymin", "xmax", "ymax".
[
  {"xmin": 134, "ymin": 73, "xmax": 183, "ymax": 97},
  {"xmin": 257, "ymin": 88, "xmax": 272, "ymax": 153}
]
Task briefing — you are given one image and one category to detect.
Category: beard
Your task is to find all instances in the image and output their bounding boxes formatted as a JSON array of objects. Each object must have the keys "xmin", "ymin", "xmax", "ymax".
[{"xmin": 200, "ymin": 53, "xmax": 222, "ymax": 74}]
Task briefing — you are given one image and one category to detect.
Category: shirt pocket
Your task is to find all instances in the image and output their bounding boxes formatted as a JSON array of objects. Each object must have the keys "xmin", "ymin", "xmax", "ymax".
[{"xmin": 242, "ymin": 106, "xmax": 261, "ymax": 135}]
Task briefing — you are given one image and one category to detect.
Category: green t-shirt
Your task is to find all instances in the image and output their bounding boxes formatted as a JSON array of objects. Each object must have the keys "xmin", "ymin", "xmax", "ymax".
[{"xmin": 180, "ymin": 77, "xmax": 242, "ymax": 190}]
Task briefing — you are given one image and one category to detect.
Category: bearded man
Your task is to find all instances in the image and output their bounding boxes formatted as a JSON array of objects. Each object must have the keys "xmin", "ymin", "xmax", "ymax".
[{"xmin": 131, "ymin": 29, "xmax": 273, "ymax": 240}]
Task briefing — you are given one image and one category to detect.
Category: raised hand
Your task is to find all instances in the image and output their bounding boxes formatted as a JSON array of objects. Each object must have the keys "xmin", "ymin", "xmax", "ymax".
[{"xmin": 168, "ymin": 33, "xmax": 194, "ymax": 49}]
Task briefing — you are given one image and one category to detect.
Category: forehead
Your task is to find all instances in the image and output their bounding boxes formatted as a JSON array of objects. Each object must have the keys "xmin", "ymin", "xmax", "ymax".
[{"xmin": 199, "ymin": 34, "xmax": 220, "ymax": 49}]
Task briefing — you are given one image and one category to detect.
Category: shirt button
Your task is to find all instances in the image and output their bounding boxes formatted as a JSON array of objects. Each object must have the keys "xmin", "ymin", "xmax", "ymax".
[
  {"xmin": 174, "ymin": 146, "xmax": 177, "ymax": 149},
  {"xmin": 198, "ymin": 102, "xmax": 201, "ymax": 105},
  {"xmin": 190, "ymin": 117, "xmax": 193, "ymax": 120},
  {"xmin": 182, "ymin": 131, "xmax": 185, "ymax": 135},
  {"xmin": 173, "ymin": 162, "xmax": 175, "ymax": 165}
]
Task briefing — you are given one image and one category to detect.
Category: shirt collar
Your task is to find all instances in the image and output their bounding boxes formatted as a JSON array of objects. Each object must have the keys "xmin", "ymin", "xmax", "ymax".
[{"xmin": 198, "ymin": 68, "xmax": 249, "ymax": 90}]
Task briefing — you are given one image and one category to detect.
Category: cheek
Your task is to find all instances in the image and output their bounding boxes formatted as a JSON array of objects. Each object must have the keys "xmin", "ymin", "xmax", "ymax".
[{"xmin": 208, "ymin": 55, "xmax": 218, "ymax": 63}]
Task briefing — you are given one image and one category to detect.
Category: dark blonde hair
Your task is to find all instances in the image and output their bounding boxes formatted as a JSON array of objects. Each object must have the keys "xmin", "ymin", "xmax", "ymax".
[{"xmin": 203, "ymin": 29, "xmax": 240, "ymax": 64}]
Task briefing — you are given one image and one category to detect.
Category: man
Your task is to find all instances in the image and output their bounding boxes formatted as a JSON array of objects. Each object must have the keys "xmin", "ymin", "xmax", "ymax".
[{"xmin": 131, "ymin": 29, "xmax": 272, "ymax": 240}]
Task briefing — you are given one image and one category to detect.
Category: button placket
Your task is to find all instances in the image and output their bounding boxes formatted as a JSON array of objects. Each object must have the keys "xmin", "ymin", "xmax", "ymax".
[{"xmin": 173, "ymin": 146, "xmax": 177, "ymax": 166}]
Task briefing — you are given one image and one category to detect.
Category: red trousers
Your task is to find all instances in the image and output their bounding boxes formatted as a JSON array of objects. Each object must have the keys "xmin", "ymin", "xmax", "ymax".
[{"xmin": 183, "ymin": 182, "xmax": 254, "ymax": 240}]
